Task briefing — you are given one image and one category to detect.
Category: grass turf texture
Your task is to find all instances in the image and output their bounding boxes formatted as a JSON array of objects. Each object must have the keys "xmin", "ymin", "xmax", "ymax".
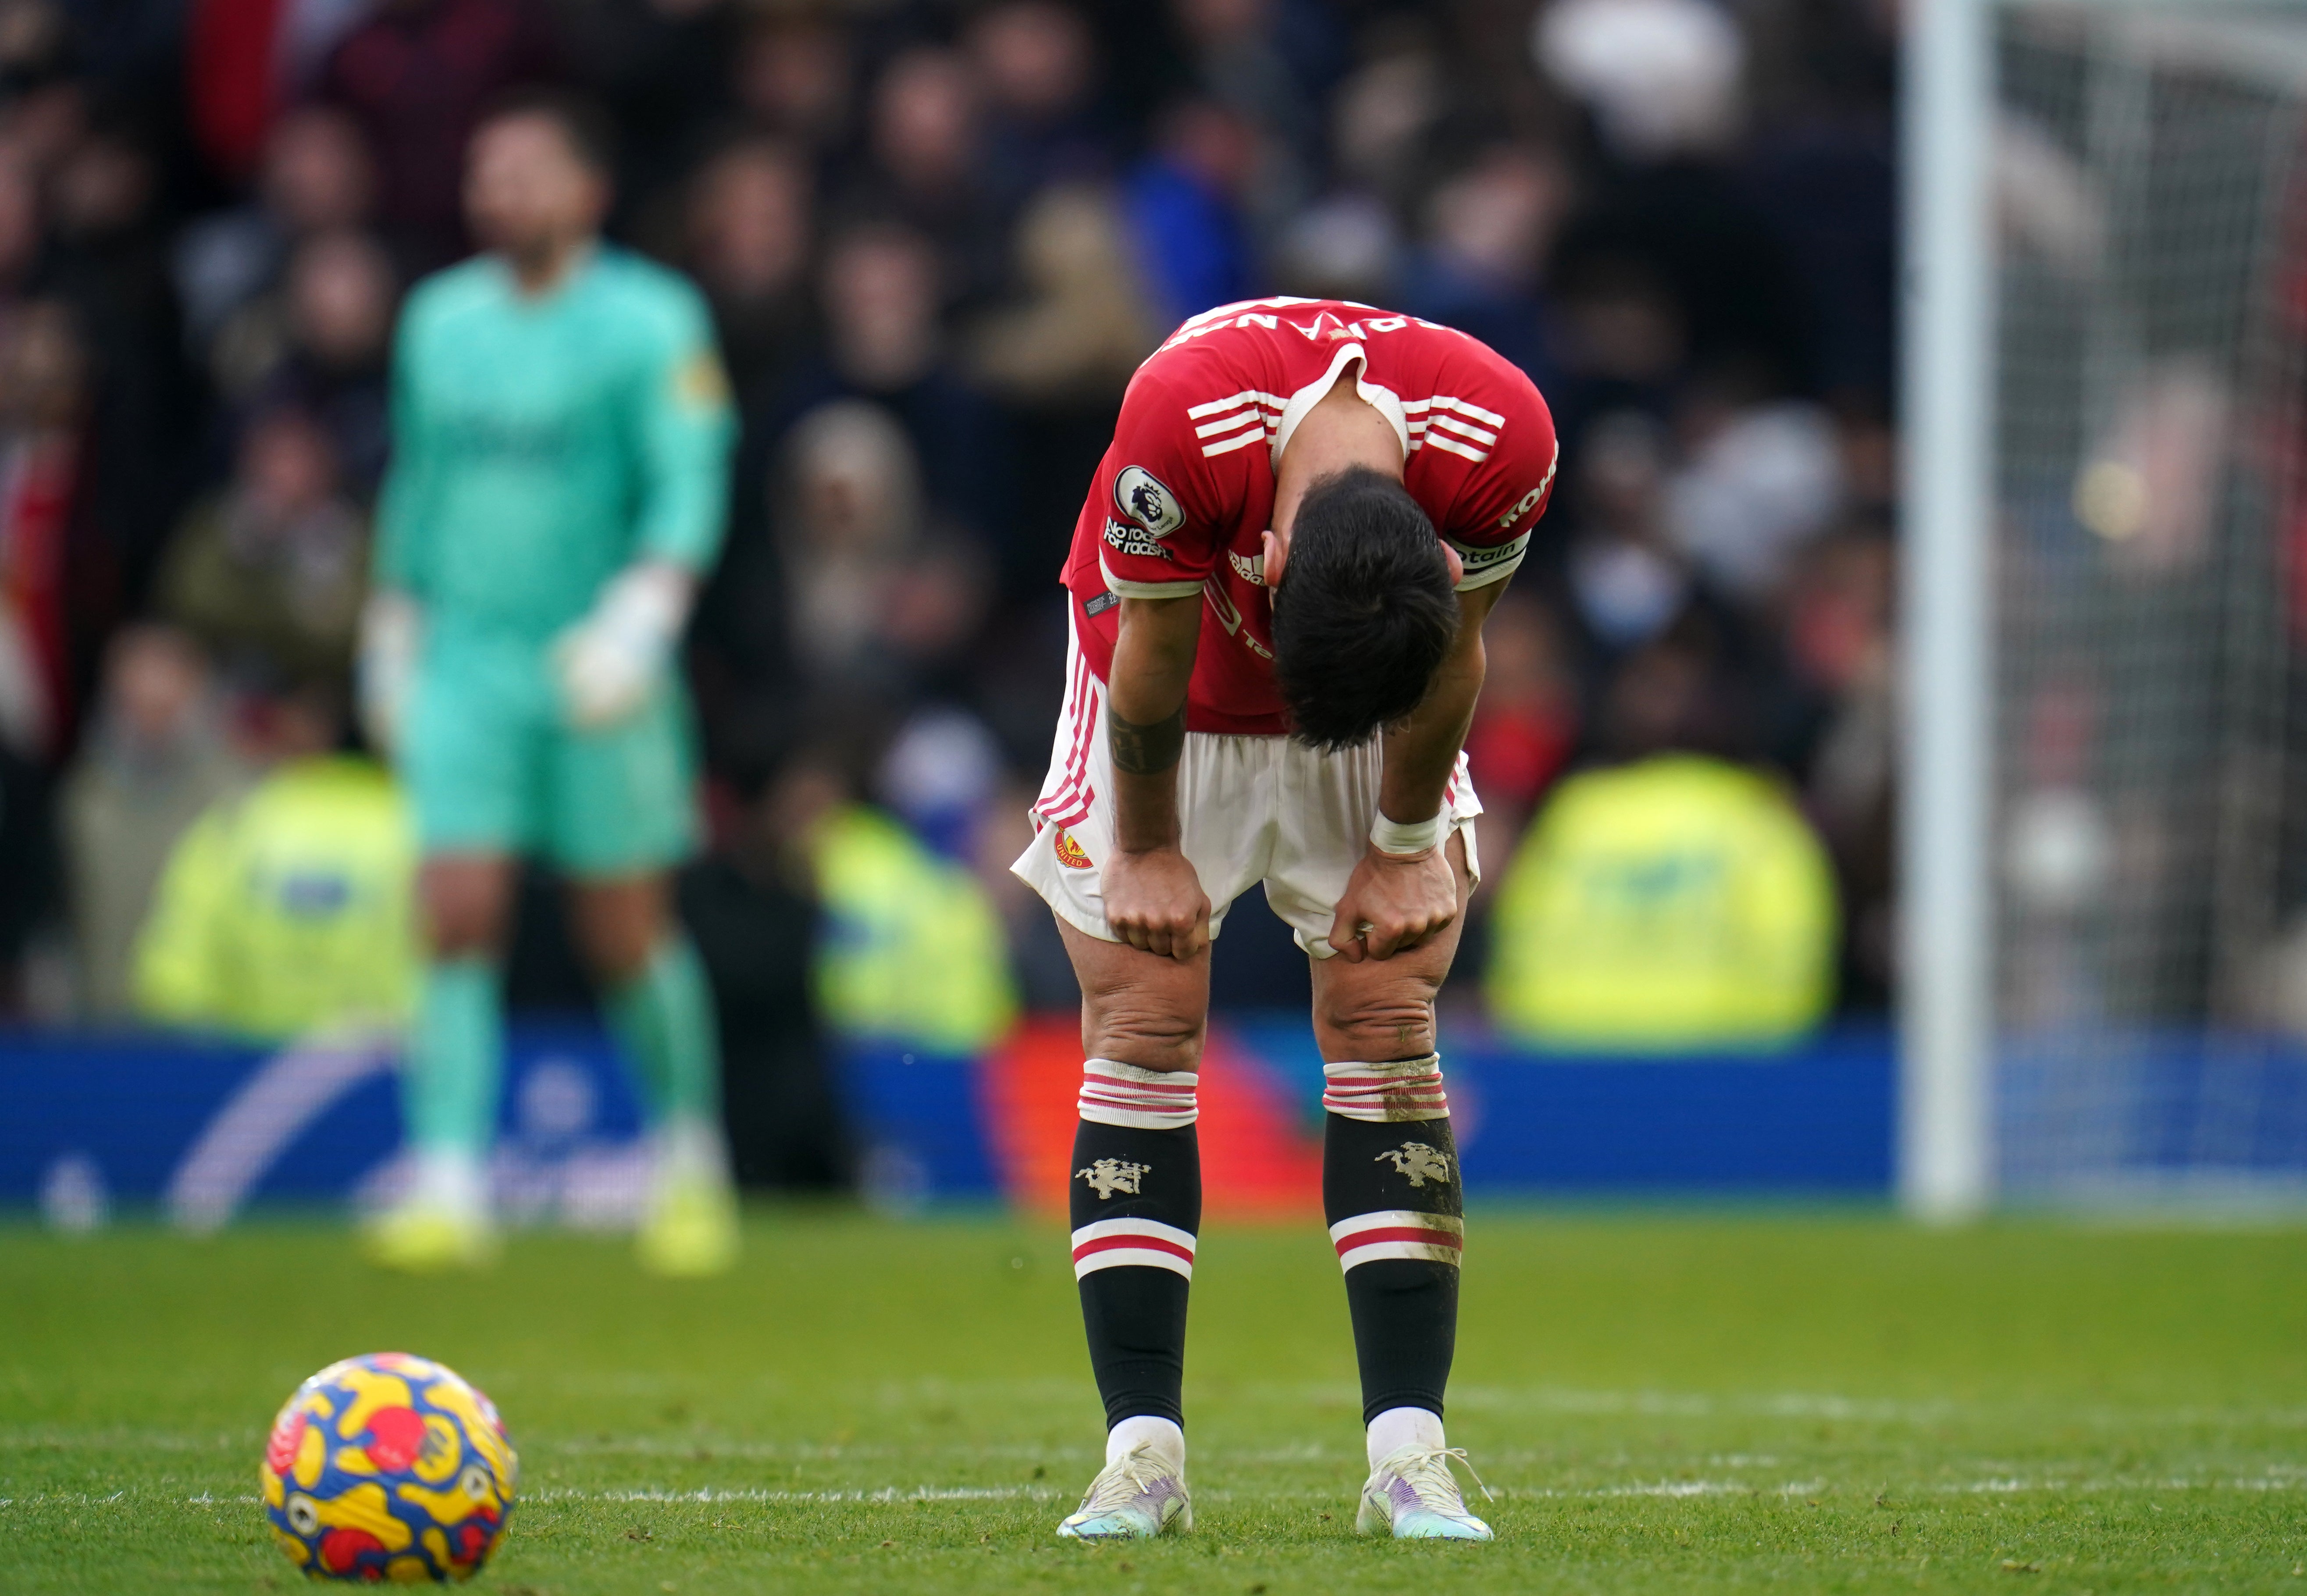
[{"xmin": 2, "ymin": 1212, "xmax": 2303, "ymax": 1593}]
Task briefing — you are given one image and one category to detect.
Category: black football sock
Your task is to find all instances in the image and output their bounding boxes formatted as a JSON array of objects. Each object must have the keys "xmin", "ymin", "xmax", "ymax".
[
  {"xmin": 1321, "ymin": 1054, "xmax": 1462, "ymax": 1425},
  {"xmin": 1069, "ymin": 1058, "xmax": 1201, "ymax": 1432}
]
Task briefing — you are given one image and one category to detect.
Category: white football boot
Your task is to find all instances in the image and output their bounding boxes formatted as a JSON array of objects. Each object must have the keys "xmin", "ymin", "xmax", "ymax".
[
  {"xmin": 1055, "ymin": 1443, "xmax": 1193, "ymax": 1541},
  {"xmin": 1356, "ymin": 1445, "xmax": 1495, "ymax": 1541}
]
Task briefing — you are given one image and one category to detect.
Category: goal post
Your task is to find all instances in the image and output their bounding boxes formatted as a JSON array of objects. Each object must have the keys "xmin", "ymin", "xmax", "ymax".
[
  {"xmin": 1901, "ymin": 0, "xmax": 1997, "ymax": 1221},
  {"xmin": 1902, "ymin": 0, "xmax": 2307, "ymax": 1214}
]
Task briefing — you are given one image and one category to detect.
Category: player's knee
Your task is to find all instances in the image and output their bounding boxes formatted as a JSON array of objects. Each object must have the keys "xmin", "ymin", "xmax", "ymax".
[
  {"xmin": 1315, "ymin": 981, "xmax": 1439, "ymax": 1062},
  {"xmin": 420, "ymin": 865, "xmax": 512, "ymax": 958},
  {"xmin": 567, "ymin": 878, "xmax": 671, "ymax": 985},
  {"xmin": 571, "ymin": 914, "xmax": 656, "ymax": 987},
  {"xmin": 1082, "ymin": 998, "xmax": 1205, "ymax": 1073}
]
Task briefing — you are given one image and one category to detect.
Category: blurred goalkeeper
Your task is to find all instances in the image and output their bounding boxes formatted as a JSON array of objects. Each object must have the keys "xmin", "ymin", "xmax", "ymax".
[{"xmin": 360, "ymin": 92, "xmax": 738, "ymax": 1276}]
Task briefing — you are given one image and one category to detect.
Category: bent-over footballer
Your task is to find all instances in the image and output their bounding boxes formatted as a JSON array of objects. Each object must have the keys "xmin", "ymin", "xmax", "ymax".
[{"xmin": 1010, "ymin": 296, "xmax": 1559, "ymax": 1542}]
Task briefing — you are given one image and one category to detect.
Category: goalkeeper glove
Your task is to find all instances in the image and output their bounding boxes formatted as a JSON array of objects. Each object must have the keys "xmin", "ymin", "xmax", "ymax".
[
  {"xmin": 551, "ymin": 562, "xmax": 694, "ymax": 729},
  {"xmin": 356, "ymin": 590, "xmax": 422, "ymax": 755}
]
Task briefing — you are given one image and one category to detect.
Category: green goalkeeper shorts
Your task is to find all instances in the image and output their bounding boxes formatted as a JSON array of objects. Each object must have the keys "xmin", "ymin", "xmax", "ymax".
[{"xmin": 399, "ymin": 629, "xmax": 701, "ymax": 876}]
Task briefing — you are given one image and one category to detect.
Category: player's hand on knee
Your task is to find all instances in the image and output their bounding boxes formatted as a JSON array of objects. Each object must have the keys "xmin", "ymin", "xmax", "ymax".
[
  {"xmin": 1328, "ymin": 845, "xmax": 1458, "ymax": 962},
  {"xmin": 1102, "ymin": 847, "xmax": 1211, "ymax": 963}
]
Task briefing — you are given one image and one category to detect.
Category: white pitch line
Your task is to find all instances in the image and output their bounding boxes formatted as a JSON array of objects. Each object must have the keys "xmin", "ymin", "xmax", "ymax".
[
  {"xmin": 3, "ymin": 1471, "xmax": 2302, "ymax": 1514},
  {"xmin": 528, "ymin": 1486, "xmax": 1062, "ymax": 1504}
]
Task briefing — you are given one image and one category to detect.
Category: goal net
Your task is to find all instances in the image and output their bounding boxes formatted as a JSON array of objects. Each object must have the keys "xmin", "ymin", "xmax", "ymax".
[{"xmin": 1991, "ymin": 1, "xmax": 2307, "ymax": 1202}]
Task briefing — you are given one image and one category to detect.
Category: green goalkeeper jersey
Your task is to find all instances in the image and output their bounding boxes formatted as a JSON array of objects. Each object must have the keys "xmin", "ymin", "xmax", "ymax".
[{"xmin": 375, "ymin": 244, "xmax": 735, "ymax": 642}]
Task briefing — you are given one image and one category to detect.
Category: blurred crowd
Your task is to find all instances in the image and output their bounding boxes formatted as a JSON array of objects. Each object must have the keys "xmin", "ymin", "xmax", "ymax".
[{"xmin": 0, "ymin": 0, "xmax": 1901, "ymax": 1105}]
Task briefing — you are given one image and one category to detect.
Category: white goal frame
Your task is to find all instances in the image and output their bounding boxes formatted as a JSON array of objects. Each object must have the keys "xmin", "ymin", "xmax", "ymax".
[{"xmin": 1900, "ymin": 0, "xmax": 2307, "ymax": 1218}]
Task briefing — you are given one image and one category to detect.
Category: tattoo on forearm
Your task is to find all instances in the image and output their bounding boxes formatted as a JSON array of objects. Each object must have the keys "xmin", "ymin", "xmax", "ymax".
[{"xmin": 1107, "ymin": 703, "xmax": 1187, "ymax": 775}]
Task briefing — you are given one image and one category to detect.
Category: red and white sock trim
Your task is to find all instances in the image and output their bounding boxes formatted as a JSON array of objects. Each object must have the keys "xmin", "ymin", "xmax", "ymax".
[
  {"xmin": 1078, "ymin": 1058, "xmax": 1199, "ymax": 1130},
  {"xmin": 1330, "ymin": 1210, "xmax": 1464, "ymax": 1272},
  {"xmin": 1321, "ymin": 1054, "xmax": 1449, "ymax": 1122},
  {"xmin": 1071, "ymin": 1217, "xmax": 1197, "ymax": 1280}
]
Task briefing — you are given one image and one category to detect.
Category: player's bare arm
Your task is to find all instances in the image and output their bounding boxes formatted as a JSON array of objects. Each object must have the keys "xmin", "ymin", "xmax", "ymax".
[
  {"xmin": 1102, "ymin": 592, "xmax": 1209, "ymax": 963},
  {"xmin": 1329, "ymin": 575, "xmax": 1506, "ymax": 963}
]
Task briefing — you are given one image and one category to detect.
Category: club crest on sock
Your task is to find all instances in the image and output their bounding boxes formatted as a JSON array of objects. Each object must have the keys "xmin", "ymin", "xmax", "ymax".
[
  {"xmin": 1077, "ymin": 1157, "xmax": 1151, "ymax": 1199},
  {"xmin": 1374, "ymin": 1142, "xmax": 1452, "ymax": 1188}
]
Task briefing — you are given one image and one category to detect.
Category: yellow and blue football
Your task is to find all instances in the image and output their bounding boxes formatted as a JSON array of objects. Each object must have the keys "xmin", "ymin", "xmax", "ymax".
[{"xmin": 260, "ymin": 1352, "xmax": 517, "ymax": 1582}]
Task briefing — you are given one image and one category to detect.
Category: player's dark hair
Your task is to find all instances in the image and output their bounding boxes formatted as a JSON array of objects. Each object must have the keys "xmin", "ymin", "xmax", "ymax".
[
  {"xmin": 477, "ymin": 86, "xmax": 619, "ymax": 178},
  {"xmin": 1271, "ymin": 467, "xmax": 1459, "ymax": 751}
]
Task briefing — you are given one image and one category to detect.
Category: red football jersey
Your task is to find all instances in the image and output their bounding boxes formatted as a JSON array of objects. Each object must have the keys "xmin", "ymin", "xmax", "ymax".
[{"xmin": 1063, "ymin": 297, "xmax": 1559, "ymax": 735}]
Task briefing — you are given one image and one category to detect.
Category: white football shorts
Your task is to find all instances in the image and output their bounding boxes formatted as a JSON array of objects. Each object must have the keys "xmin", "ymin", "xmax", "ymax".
[{"xmin": 1011, "ymin": 615, "xmax": 1483, "ymax": 958}]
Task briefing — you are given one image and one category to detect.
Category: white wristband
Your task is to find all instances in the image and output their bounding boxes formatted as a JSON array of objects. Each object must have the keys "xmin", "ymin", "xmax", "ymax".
[{"xmin": 1370, "ymin": 808, "xmax": 1447, "ymax": 858}]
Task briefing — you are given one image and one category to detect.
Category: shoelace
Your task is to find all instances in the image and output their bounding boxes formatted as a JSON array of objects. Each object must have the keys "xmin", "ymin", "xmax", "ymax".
[
  {"xmin": 1387, "ymin": 1445, "xmax": 1496, "ymax": 1508},
  {"xmin": 1076, "ymin": 1444, "xmax": 1178, "ymax": 1514}
]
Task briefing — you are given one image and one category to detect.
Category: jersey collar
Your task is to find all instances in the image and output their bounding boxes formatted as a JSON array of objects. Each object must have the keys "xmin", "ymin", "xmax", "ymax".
[{"xmin": 1271, "ymin": 342, "xmax": 1410, "ymax": 467}]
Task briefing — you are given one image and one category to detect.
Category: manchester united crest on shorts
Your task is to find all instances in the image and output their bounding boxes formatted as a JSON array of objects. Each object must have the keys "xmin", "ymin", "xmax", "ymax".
[{"xmin": 1054, "ymin": 829, "xmax": 1094, "ymax": 869}]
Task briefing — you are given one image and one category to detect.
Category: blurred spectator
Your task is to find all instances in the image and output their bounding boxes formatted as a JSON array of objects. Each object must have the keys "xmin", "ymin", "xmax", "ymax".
[
  {"xmin": 761, "ymin": 224, "xmax": 1010, "ymax": 554},
  {"xmin": 1271, "ymin": 191, "xmax": 1396, "ymax": 306},
  {"xmin": 968, "ymin": 179, "xmax": 1155, "ymax": 606},
  {"xmin": 569, "ymin": 0, "xmax": 737, "ymax": 212},
  {"xmin": 805, "ymin": 780, "xmax": 1016, "ymax": 1057},
  {"xmin": 0, "ymin": 727, "xmax": 55, "ymax": 1011},
  {"xmin": 1327, "ymin": 25, "xmax": 1443, "ymax": 203},
  {"xmin": 876, "ymin": 704, "xmax": 1004, "ymax": 863},
  {"xmin": 174, "ymin": 106, "xmax": 377, "ymax": 353},
  {"xmin": 1462, "ymin": 589, "xmax": 1580, "ymax": 887},
  {"xmin": 967, "ymin": 183, "xmax": 1157, "ymax": 403},
  {"xmin": 1171, "ymin": 0, "xmax": 1335, "ymax": 221},
  {"xmin": 320, "ymin": 0, "xmax": 563, "ymax": 266},
  {"xmin": 967, "ymin": 0, "xmax": 1113, "ymax": 204},
  {"xmin": 60, "ymin": 624, "xmax": 246, "ymax": 1019},
  {"xmin": 156, "ymin": 407, "xmax": 367, "ymax": 691},
  {"xmin": 132, "ymin": 692, "xmax": 415, "ymax": 1040},
  {"xmin": 679, "ymin": 765, "xmax": 848, "ymax": 1190},
  {"xmin": 854, "ymin": 46, "xmax": 1001, "ymax": 301},
  {"xmin": 1124, "ymin": 96, "xmax": 1257, "ymax": 327},
  {"xmin": 773, "ymin": 398, "xmax": 986, "ymax": 698},
  {"xmin": 1540, "ymin": 0, "xmax": 1807, "ymax": 393},
  {"xmin": 214, "ymin": 229, "xmax": 399, "ymax": 493},
  {"xmin": 46, "ymin": 114, "xmax": 196, "ymax": 603},
  {"xmin": 1784, "ymin": 522, "xmax": 1897, "ymax": 1008},
  {"xmin": 1485, "ymin": 753, "xmax": 1837, "ymax": 1050},
  {"xmin": 1536, "ymin": 0, "xmax": 1744, "ymax": 166},
  {"xmin": 1550, "ymin": 254, "xmax": 1687, "ymax": 436},
  {"xmin": 683, "ymin": 135, "xmax": 812, "ymax": 397},
  {"xmin": 0, "ymin": 296, "xmax": 87, "ymax": 759},
  {"xmin": 732, "ymin": 14, "xmax": 853, "ymax": 163},
  {"xmin": 1665, "ymin": 381, "xmax": 1844, "ymax": 604},
  {"xmin": 0, "ymin": 144, "xmax": 40, "ymax": 300},
  {"xmin": 1401, "ymin": 144, "xmax": 1570, "ymax": 391},
  {"xmin": 184, "ymin": 0, "xmax": 375, "ymax": 178},
  {"xmin": 1560, "ymin": 411, "xmax": 1692, "ymax": 660},
  {"xmin": 1741, "ymin": 0, "xmax": 1897, "ymax": 399}
]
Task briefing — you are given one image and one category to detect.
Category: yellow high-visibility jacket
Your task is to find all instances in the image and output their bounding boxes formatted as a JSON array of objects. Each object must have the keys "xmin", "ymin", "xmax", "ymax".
[
  {"xmin": 134, "ymin": 757, "xmax": 418, "ymax": 1040},
  {"xmin": 808, "ymin": 804, "xmax": 1017, "ymax": 1054},
  {"xmin": 1486, "ymin": 755, "xmax": 1838, "ymax": 1051}
]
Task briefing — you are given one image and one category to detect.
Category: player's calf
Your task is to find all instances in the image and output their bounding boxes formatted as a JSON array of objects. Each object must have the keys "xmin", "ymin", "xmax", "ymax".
[
  {"xmin": 1322, "ymin": 1053, "xmax": 1490, "ymax": 1539},
  {"xmin": 1061, "ymin": 1057, "xmax": 1200, "ymax": 1539}
]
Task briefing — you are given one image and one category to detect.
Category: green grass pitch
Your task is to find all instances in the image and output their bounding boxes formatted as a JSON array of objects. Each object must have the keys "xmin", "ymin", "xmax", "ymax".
[{"xmin": 3, "ymin": 1209, "xmax": 2303, "ymax": 1593}]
